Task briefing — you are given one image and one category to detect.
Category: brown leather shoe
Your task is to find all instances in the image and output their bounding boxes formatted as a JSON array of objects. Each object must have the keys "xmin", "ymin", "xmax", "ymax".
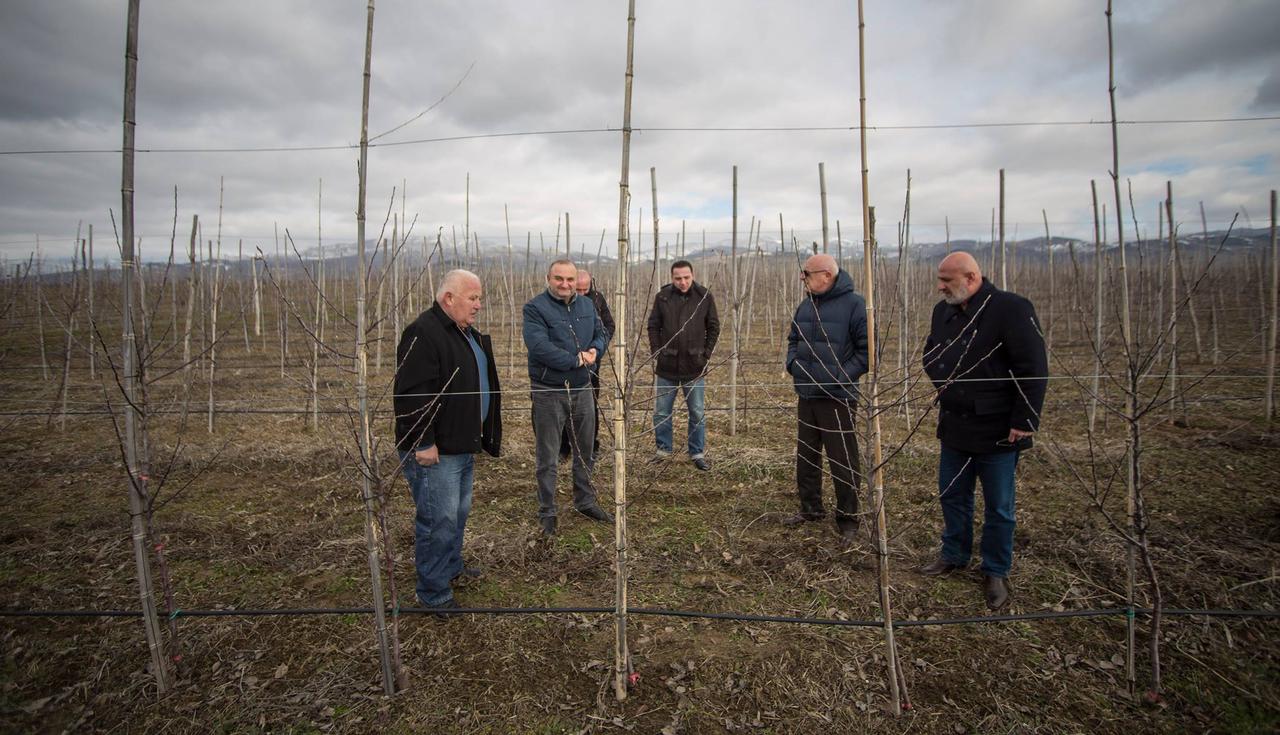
[
  {"xmin": 984, "ymin": 575, "xmax": 1011, "ymax": 610},
  {"xmin": 918, "ymin": 558, "xmax": 960, "ymax": 576}
]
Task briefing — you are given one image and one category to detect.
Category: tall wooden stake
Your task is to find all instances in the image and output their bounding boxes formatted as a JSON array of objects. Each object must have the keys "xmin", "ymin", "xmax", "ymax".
[
  {"xmin": 119, "ymin": 0, "xmax": 170, "ymax": 693},
  {"xmin": 999, "ymin": 168, "xmax": 1007, "ymax": 289},
  {"xmin": 611, "ymin": 0, "xmax": 637, "ymax": 702},
  {"xmin": 354, "ymin": 0, "xmax": 397, "ymax": 695},
  {"xmin": 819, "ymin": 161, "xmax": 830, "ymax": 254},
  {"xmin": 730, "ymin": 165, "xmax": 740, "ymax": 436},
  {"xmin": 1267, "ymin": 190, "xmax": 1278, "ymax": 425},
  {"xmin": 857, "ymin": 0, "xmax": 902, "ymax": 714},
  {"xmin": 1089, "ymin": 180, "xmax": 1103, "ymax": 432}
]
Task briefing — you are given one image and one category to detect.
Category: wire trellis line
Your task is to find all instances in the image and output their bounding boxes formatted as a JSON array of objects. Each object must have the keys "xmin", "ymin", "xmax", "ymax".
[
  {"xmin": 1, "ymin": 115, "xmax": 1277, "ymax": 156},
  {"xmin": 1, "ymin": 605, "xmax": 1275, "ymax": 628}
]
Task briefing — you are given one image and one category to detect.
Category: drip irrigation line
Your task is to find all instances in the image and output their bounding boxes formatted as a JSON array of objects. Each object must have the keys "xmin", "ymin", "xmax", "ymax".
[
  {"xmin": 2, "ymin": 605, "xmax": 1275, "ymax": 628},
  {"xmin": 1, "ymin": 115, "xmax": 1276, "ymax": 156},
  {"xmin": 0, "ymin": 392, "xmax": 1271, "ymax": 418}
]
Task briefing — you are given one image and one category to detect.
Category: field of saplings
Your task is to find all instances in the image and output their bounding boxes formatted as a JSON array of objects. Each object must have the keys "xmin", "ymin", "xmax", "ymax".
[{"xmin": 1, "ymin": 229, "xmax": 1277, "ymax": 732}]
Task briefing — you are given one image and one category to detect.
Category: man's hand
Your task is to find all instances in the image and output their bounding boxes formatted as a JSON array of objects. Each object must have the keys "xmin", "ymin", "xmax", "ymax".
[
  {"xmin": 1007, "ymin": 428, "xmax": 1034, "ymax": 444},
  {"xmin": 414, "ymin": 445, "xmax": 440, "ymax": 466},
  {"xmin": 580, "ymin": 349, "xmax": 597, "ymax": 366}
]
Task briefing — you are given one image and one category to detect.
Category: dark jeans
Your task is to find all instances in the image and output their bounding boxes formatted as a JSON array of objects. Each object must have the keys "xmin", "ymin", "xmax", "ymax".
[
  {"xmin": 937, "ymin": 445, "xmax": 1019, "ymax": 578},
  {"xmin": 560, "ymin": 369, "xmax": 601, "ymax": 456},
  {"xmin": 533, "ymin": 384, "xmax": 598, "ymax": 519},
  {"xmin": 795, "ymin": 397, "xmax": 862, "ymax": 528},
  {"xmin": 398, "ymin": 451, "xmax": 474, "ymax": 606}
]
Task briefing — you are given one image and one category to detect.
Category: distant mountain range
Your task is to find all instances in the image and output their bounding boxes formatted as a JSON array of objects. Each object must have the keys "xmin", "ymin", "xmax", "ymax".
[{"xmin": 14, "ymin": 227, "xmax": 1274, "ymax": 275}]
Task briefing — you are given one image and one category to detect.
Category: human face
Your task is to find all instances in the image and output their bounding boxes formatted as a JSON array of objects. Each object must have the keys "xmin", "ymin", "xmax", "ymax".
[
  {"xmin": 444, "ymin": 278, "xmax": 483, "ymax": 328},
  {"xmin": 671, "ymin": 266, "xmax": 693, "ymax": 293},
  {"xmin": 548, "ymin": 263, "xmax": 577, "ymax": 301},
  {"xmin": 937, "ymin": 265, "xmax": 976, "ymax": 305},
  {"xmin": 801, "ymin": 266, "xmax": 835, "ymax": 295},
  {"xmin": 575, "ymin": 273, "xmax": 591, "ymax": 296}
]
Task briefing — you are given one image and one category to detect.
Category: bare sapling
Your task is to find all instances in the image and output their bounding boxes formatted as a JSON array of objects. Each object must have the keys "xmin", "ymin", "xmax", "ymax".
[
  {"xmin": 117, "ymin": 0, "xmax": 171, "ymax": 692},
  {"xmin": 353, "ymin": 0, "xmax": 400, "ymax": 695},
  {"xmin": 857, "ymin": 0, "xmax": 903, "ymax": 712}
]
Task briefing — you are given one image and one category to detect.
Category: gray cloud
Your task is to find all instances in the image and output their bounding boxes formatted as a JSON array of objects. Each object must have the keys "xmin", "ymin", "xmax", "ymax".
[
  {"xmin": 0, "ymin": 0, "xmax": 1274, "ymax": 262},
  {"xmin": 1118, "ymin": 0, "xmax": 1280, "ymax": 88}
]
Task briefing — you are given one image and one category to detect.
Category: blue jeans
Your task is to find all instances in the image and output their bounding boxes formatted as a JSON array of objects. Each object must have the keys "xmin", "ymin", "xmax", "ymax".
[
  {"xmin": 399, "ymin": 451, "xmax": 474, "ymax": 606},
  {"xmin": 653, "ymin": 376, "xmax": 706, "ymax": 458},
  {"xmin": 937, "ymin": 446, "xmax": 1019, "ymax": 578}
]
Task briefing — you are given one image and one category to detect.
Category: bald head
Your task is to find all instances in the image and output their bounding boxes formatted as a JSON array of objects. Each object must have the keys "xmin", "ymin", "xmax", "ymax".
[
  {"xmin": 936, "ymin": 251, "xmax": 983, "ymax": 305},
  {"xmin": 575, "ymin": 270, "xmax": 592, "ymax": 296},
  {"xmin": 802, "ymin": 254, "xmax": 839, "ymax": 295}
]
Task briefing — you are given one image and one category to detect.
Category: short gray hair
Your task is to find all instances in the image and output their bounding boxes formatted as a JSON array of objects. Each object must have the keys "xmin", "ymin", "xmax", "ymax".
[
  {"xmin": 436, "ymin": 269, "xmax": 480, "ymax": 302},
  {"xmin": 546, "ymin": 257, "xmax": 576, "ymax": 276}
]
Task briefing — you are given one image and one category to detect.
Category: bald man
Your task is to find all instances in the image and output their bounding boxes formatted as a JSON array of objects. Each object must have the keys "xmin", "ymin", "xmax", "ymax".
[
  {"xmin": 783, "ymin": 254, "xmax": 868, "ymax": 540},
  {"xmin": 394, "ymin": 269, "xmax": 502, "ymax": 615},
  {"xmin": 919, "ymin": 251, "xmax": 1047, "ymax": 610}
]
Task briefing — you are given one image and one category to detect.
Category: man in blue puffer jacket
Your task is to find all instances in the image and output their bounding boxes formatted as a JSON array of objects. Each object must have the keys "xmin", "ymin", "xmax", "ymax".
[
  {"xmin": 784, "ymin": 254, "xmax": 869, "ymax": 540},
  {"xmin": 523, "ymin": 258, "xmax": 613, "ymax": 536}
]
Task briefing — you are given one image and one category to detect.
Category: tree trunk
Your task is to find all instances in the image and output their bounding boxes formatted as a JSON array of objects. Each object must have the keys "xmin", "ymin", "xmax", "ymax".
[{"xmin": 119, "ymin": 0, "xmax": 171, "ymax": 693}]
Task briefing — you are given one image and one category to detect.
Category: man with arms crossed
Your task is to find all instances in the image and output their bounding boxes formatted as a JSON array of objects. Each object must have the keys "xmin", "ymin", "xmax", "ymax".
[{"xmin": 524, "ymin": 259, "xmax": 613, "ymax": 536}]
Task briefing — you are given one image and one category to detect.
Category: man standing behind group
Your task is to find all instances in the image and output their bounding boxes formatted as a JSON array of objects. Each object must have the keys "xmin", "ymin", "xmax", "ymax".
[
  {"xmin": 920, "ymin": 251, "xmax": 1047, "ymax": 610},
  {"xmin": 560, "ymin": 270, "xmax": 614, "ymax": 458},
  {"xmin": 784, "ymin": 254, "xmax": 868, "ymax": 540},
  {"xmin": 394, "ymin": 269, "xmax": 502, "ymax": 614},
  {"xmin": 646, "ymin": 259, "xmax": 720, "ymax": 471},
  {"xmin": 524, "ymin": 259, "xmax": 613, "ymax": 536}
]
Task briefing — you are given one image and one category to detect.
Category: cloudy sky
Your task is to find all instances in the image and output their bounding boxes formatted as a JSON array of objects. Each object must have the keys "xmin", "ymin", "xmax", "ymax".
[{"xmin": 0, "ymin": 0, "xmax": 1276, "ymax": 262}]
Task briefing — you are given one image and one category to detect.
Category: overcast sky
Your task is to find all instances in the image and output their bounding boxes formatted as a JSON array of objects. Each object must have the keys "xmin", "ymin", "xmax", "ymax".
[{"xmin": 0, "ymin": 0, "xmax": 1276, "ymax": 262}]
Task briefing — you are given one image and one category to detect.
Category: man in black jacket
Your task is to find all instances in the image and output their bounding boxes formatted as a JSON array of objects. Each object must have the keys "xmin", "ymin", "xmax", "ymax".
[
  {"xmin": 920, "ymin": 252, "xmax": 1046, "ymax": 610},
  {"xmin": 394, "ymin": 269, "xmax": 502, "ymax": 613},
  {"xmin": 647, "ymin": 260, "xmax": 720, "ymax": 471},
  {"xmin": 784, "ymin": 254, "xmax": 868, "ymax": 540}
]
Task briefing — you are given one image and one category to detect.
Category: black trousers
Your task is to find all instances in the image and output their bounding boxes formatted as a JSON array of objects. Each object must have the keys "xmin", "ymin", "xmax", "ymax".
[
  {"xmin": 561, "ymin": 369, "xmax": 602, "ymax": 456},
  {"xmin": 796, "ymin": 397, "xmax": 862, "ymax": 527}
]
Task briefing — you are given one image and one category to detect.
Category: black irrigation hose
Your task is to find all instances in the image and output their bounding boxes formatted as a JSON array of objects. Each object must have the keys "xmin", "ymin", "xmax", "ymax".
[{"xmin": 2, "ymin": 605, "xmax": 1276, "ymax": 628}]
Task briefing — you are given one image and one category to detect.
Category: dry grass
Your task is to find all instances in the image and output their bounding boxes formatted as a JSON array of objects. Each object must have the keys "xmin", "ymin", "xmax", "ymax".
[{"xmin": 1, "ymin": 270, "xmax": 1278, "ymax": 734}]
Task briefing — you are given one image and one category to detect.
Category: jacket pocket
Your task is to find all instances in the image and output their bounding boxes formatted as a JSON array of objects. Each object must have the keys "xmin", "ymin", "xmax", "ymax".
[{"xmin": 974, "ymin": 396, "xmax": 1013, "ymax": 415}]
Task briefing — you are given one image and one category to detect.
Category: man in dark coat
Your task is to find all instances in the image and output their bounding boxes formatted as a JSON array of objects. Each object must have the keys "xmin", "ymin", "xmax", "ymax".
[
  {"xmin": 784, "ymin": 254, "xmax": 868, "ymax": 540},
  {"xmin": 646, "ymin": 259, "xmax": 720, "ymax": 471},
  {"xmin": 919, "ymin": 251, "xmax": 1047, "ymax": 610},
  {"xmin": 394, "ymin": 269, "xmax": 502, "ymax": 614},
  {"xmin": 560, "ymin": 270, "xmax": 614, "ymax": 458},
  {"xmin": 524, "ymin": 259, "xmax": 613, "ymax": 536}
]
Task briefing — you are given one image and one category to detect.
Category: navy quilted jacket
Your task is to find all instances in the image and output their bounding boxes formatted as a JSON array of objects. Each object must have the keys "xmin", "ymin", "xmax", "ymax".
[{"xmin": 786, "ymin": 269, "xmax": 869, "ymax": 401}]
